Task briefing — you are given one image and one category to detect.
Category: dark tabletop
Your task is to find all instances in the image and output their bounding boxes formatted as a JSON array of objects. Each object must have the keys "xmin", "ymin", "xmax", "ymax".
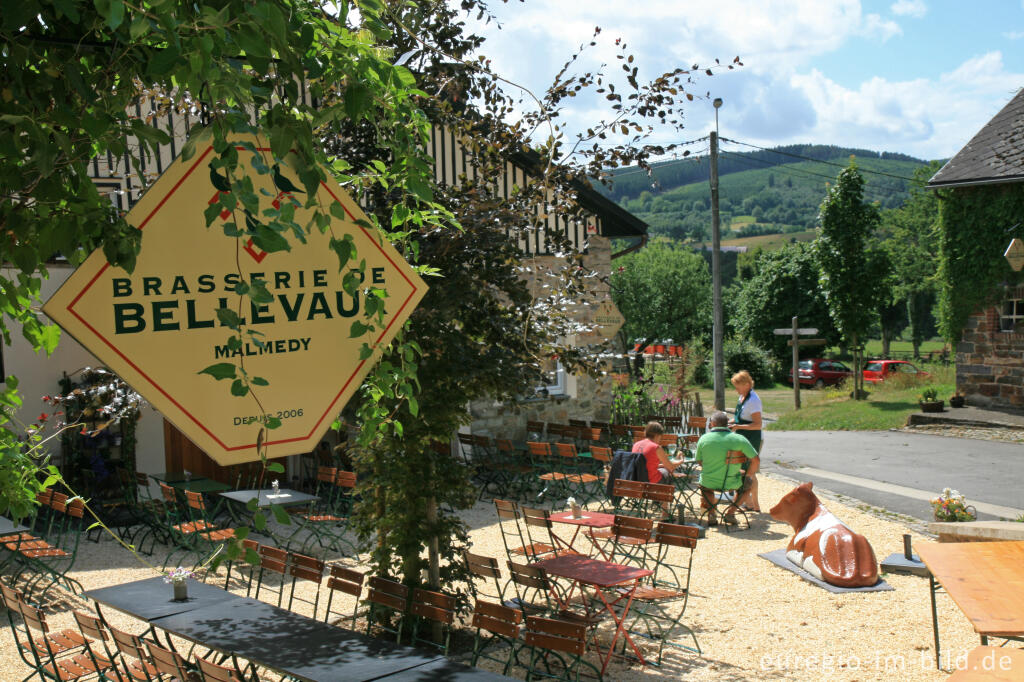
[
  {"xmin": 171, "ymin": 479, "xmax": 233, "ymax": 494},
  {"xmin": 374, "ymin": 657, "xmax": 513, "ymax": 681},
  {"xmin": 84, "ymin": 576, "xmax": 236, "ymax": 621},
  {"xmin": 0, "ymin": 515, "xmax": 30, "ymax": 535},
  {"xmin": 148, "ymin": 472, "xmax": 209, "ymax": 483},
  {"xmin": 220, "ymin": 489, "xmax": 318, "ymax": 507},
  {"xmin": 152, "ymin": 596, "xmax": 443, "ymax": 682}
]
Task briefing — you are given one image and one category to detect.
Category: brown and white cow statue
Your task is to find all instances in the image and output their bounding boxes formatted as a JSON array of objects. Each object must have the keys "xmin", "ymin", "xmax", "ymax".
[{"xmin": 769, "ymin": 481, "xmax": 879, "ymax": 588}]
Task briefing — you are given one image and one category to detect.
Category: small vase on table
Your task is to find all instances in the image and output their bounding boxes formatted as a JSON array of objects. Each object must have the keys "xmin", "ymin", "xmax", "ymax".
[{"xmin": 165, "ymin": 566, "xmax": 194, "ymax": 601}]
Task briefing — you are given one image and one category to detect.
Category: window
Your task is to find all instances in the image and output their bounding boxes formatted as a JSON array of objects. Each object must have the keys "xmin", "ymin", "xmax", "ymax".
[
  {"xmin": 536, "ymin": 359, "xmax": 576, "ymax": 398},
  {"xmin": 865, "ymin": 362, "xmax": 882, "ymax": 372},
  {"xmin": 896, "ymin": 363, "xmax": 919, "ymax": 374},
  {"xmin": 1000, "ymin": 289, "xmax": 1024, "ymax": 332},
  {"xmin": 798, "ymin": 360, "xmax": 813, "ymax": 369}
]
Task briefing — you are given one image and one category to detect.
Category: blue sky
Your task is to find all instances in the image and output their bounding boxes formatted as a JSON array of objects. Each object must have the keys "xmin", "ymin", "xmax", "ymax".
[{"xmin": 469, "ymin": 0, "xmax": 1024, "ymax": 160}]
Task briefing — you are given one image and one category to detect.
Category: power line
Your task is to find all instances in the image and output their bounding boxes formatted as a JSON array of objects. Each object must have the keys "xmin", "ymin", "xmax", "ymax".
[
  {"xmin": 719, "ymin": 137, "xmax": 920, "ymax": 182},
  {"xmin": 607, "ymin": 148, "xmax": 708, "ymax": 180},
  {"xmin": 719, "ymin": 150, "xmax": 908, "ymax": 198}
]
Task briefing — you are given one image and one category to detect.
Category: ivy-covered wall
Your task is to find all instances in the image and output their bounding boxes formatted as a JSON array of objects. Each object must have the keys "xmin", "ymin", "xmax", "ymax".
[
  {"xmin": 937, "ymin": 182, "xmax": 1024, "ymax": 343},
  {"xmin": 938, "ymin": 182, "xmax": 1024, "ymax": 410}
]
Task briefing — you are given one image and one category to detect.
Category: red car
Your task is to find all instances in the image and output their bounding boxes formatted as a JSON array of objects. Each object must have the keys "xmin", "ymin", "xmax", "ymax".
[
  {"xmin": 862, "ymin": 360, "xmax": 930, "ymax": 384},
  {"xmin": 785, "ymin": 358, "xmax": 853, "ymax": 388}
]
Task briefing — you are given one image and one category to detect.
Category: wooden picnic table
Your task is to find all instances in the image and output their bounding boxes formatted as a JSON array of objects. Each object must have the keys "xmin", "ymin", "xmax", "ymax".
[
  {"xmin": 534, "ymin": 553, "xmax": 653, "ymax": 674},
  {"xmin": 915, "ymin": 540, "xmax": 1024, "ymax": 670},
  {"xmin": 946, "ymin": 645, "xmax": 1024, "ymax": 681}
]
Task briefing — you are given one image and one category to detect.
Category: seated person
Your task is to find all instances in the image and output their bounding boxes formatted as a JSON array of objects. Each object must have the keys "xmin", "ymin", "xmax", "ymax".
[
  {"xmin": 694, "ymin": 411, "xmax": 759, "ymax": 525},
  {"xmin": 631, "ymin": 421, "xmax": 679, "ymax": 517}
]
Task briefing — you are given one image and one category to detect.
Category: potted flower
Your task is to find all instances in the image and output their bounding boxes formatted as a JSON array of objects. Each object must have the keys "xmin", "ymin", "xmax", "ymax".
[
  {"xmin": 918, "ymin": 387, "xmax": 944, "ymax": 413},
  {"xmin": 949, "ymin": 390, "xmax": 966, "ymax": 408},
  {"xmin": 567, "ymin": 496, "xmax": 582, "ymax": 519},
  {"xmin": 930, "ymin": 488, "xmax": 977, "ymax": 522},
  {"xmin": 164, "ymin": 566, "xmax": 195, "ymax": 601}
]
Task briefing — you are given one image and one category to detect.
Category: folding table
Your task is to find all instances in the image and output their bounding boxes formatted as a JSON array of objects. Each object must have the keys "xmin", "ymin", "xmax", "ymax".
[
  {"xmin": 534, "ymin": 553, "xmax": 653, "ymax": 674},
  {"xmin": 548, "ymin": 510, "xmax": 614, "ymax": 558},
  {"xmin": 916, "ymin": 540, "xmax": 1024, "ymax": 670},
  {"xmin": 0, "ymin": 515, "xmax": 29, "ymax": 535}
]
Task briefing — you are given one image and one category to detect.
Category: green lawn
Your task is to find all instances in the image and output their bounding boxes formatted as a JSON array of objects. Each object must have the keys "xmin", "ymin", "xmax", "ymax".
[
  {"xmin": 826, "ymin": 338, "xmax": 949, "ymax": 357},
  {"xmin": 767, "ymin": 365, "xmax": 955, "ymax": 430}
]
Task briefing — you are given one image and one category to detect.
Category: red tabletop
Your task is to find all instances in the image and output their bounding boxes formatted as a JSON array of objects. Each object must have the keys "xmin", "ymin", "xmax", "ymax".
[
  {"xmin": 535, "ymin": 554, "xmax": 652, "ymax": 587},
  {"xmin": 549, "ymin": 510, "xmax": 615, "ymax": 528}
]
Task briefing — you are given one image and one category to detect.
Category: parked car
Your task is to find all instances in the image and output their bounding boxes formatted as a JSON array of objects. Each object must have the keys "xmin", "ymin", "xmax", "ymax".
[
  {"xmin": 862, "ymin": 359, "xmax": 930, "ymax": 384},
  {"xmin": 785, "ymin": 358, "xmax": 854, "ymax": 388}
]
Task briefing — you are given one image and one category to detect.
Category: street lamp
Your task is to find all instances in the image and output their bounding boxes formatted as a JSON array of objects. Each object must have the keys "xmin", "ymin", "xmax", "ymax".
[{"xmin": 710, "ymin": 98, "xmax": 725, "ymax": 410}]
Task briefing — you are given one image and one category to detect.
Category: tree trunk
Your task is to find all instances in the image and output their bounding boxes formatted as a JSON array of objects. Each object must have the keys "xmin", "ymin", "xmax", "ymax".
[{"xmin": 880, "ymin": 329, "xmax": 891, "ymax": 358}]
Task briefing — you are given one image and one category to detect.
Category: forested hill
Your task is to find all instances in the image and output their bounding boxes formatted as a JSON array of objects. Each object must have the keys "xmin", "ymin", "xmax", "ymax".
[
  {"xmin": 602, "ymin": 144, "xmax": 929, "ymax": 201},
  {"xmin": 600, "ymin": 145, "xmax": 938, "ymax": 245}
]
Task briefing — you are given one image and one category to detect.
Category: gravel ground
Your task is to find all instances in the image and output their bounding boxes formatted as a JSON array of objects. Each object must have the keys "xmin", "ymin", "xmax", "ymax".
[
  {"xmin": 900, "ymin": 423, "xmax": 1024, "ymax": 444},
  {"xmin": 0, "ymin": 475, "xmax": 986, "ymax": 681}
]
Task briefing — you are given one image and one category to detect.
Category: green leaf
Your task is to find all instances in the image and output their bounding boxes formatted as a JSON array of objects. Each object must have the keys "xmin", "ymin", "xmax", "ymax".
[
  {"xmin": 251, "ymin": 376, "xmax": 269, "ymax": 386},
  {"xmin": 199, "ymin": 363, "xmax": 236, "ymax": 380},
  {"xmin": 230, "ymin": 379, "xmax": 248, "ymax": 396},
  {"xmin": 105, "ymin": 0, "xmax": 125, "ymax": 30},
  {"xmin": 246, "ymin": 498, "xmax": 259, "ymax": 512},
  {"xmin": 210, "ymin": 166, "xmax": 230, "ymax": 192},
  {"xmin": 344, "ymin": 83, "xmax": 370, "ymax": 121},
  {"xmin": 216, "ymin": 308, "xmax": 242, "ymax": 328},
  {"xmin": 253, "ymin": 513, "xmax": 266, "ymax": 531},
  {"xmin": 406, "ymin": 175, "xmax": 433, "ymax": 202},
  {"xmin": 265, "ymin": 416, "xmax": 282, "ymax": 430},
  {"xmin": 350, "ymin": 321, "xmax": 369, "ymax": 338},
  {"xmin": 233, "ymin": 525, "xmax": 249, "ymax": 540},
  {"xmin": 245, "ymin": 547, "xmax": 260, "ymax": 566},
  {"xmin": 407, "ymin": 396, "xmax": 418, "ymax": 417},
  {"xmin": 252, "ymin": 224, "xmax": 291, "ymax": 253},
  {"xmin": 272, "ymin": 165, "xmax": 303, "ymax": 194},
  {"xmin": 266, "ymin": 462, "xmax": 285, "ymax": 473},
  {"xmin": 270, "ymin": 503, "xmax": 290, "ymax": 525}
]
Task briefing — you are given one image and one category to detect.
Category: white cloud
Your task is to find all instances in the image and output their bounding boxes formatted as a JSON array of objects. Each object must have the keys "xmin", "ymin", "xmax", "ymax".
[
  {"xmin": 1004, "ymin": 30, "xmax": 1024, "ymax": 40},
  {"xmin": 891, "ymin": 0, "xmax": 927, "ymax": 18},
  {"xmin": 786, "ymin": 52, "xmax": 1024, "ymax": 158},
  {"xmin": 860, "ymin": 13, "xmax": 902, "ymax": 41}
]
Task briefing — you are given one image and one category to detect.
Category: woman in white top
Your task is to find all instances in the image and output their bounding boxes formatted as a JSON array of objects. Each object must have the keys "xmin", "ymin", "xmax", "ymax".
[{"xmin": 728, "ymin": 370, "xmax": 762, "ymax": 511}]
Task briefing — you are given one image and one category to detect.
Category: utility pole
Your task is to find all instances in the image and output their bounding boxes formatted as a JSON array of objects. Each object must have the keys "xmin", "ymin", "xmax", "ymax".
[{"xmin": 710, "ymin": 98, "xmax": 724, "ymax": 410}]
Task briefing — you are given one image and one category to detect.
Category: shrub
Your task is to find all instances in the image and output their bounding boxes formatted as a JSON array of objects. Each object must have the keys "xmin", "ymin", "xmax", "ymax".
[{"xmin": 722, "ymin": 336, "xmax": 778, "ymax": 388}]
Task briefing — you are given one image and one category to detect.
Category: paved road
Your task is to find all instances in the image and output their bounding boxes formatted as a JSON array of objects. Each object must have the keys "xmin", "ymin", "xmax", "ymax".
[{"xmin": 760, "ymin": 430, "xmax": 1024, "ymax": 521}]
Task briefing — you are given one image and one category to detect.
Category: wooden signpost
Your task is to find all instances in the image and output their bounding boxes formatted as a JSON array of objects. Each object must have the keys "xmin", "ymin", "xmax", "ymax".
[{"xmin": 773, "ymin": 317, "xmax": 821, "ymax": 410}]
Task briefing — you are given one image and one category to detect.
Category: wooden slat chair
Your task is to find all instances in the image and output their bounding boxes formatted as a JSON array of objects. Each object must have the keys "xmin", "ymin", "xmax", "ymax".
[
  {"xmin": 567, "ymin": 418, "xmax": 589, "ymax": 429},
  {"xmin": 577, "ymin": 428, "xmax": 606, "ymax": 459},
  {"xmin": 222, "ymin": 538, "xmax": 261, "ymax": 593},
  {"xmin": 470, "ymin": 434, "xmax": 514, "ymax": 501},
  {"xmin": 631, "ymin": 428, "xmax": 646, "ymax": 444},
  {"xmin": 409, "ymin": 588, "xmax": 456, "ymax": 655},
  {"xmin": 289, "ymin": 468, "xmax": 357, "ymax": 558},
  {"xmin": 642, "ymin": 482, "xmax": 678, "ymax": 522},
  {"xmin": 365, "ymin": 577, "xmax": 409, "ymax": 644},
  {"xmin": 589, "ymin": 420, "xmax": 610, "ymax": 440},
  {"xmin": 12, "ymin": 496, "xmax": 87, "ymax": 596},
  {"xmin": 285, "ymin": 552, "xmax": 324, "ymax": 619},
  {"xmin": 162, "ymin": 490, "xmax": 236, "ymax": 572},
  {"xmin": 6, "ymin": 596, "xmax": 113, "ymax": 682},
  {"xmin": 131, "ymin": 472, "xmax": 169, "ymax": 549},
  {"xmin": 622, "ymin": 522, "xmax": 702, "ymax": 663},
  {"xmin": 253, "ymin": 545, "xmax": 289, "ymax": 605},
  {"xmin": 525, "ymin": 420, "xmax": 546, "ymax": 442},
  {"xmin": 520, "ymin": 507, "xmax": 572, "ymax": 561},
  {"xmin": 504, "ymin": 561, "xmax": 556, "ymax": 618},
  {"xmin": 687, "ymin": 415, "xmax": 708, "ymax": 436},
  {"xmin": 529, "ymin": 442, "xmax": 567, "ymax": 502},
  {"xmin": 495, "ymin": 499, "xmax": 553, "ymax": 562},
  {"xmin": 495, "ymin": 438, "xmax": 534, "ymax": 500},
  {"xmin": 521, "ymin": 616, "xmax": 602, "ymax": 681},
  {"xmin": 197, "ymin": 653, "xmax": 251, "ymax": 682},
  {"xmin": 464, "ymin": 551, "xmax": 507, "ymax": 604},
  {"xmin": 107, "ymin": 624, "xmax": 161, "ymax": 681},
  {"xmin": 697, "ymin": 450, "xmax": 751, "ymax": 531},
  {"xmin": 661, "ymin": 416, "xmax": 683, "ymax": 434},
  {"xmin": 469, "ymin": 600, "xmax": 522, "ymax": 676},
  {"xmin": 71, "ymin": 611, "xmax": 118, "ymax": 679},
  {"xmin": 607, "ymin": 515, "xmax": 656, "ymax": 569},
  {"xmin": 324, "ymin": 565, "xmax": 366, "ymax": 629},
  {"xmin": 145, "ymin": 640, "xmax": 194, "ymax": 681},
  {"xmin": 545, "ymin": 423, "xmax": 567, "ymax": 444},
  {"xmin": 608, "ymin": 424, "xmax": 632, "ymax": 451},
  {"xmin": 553, "ymin": 443, "xmax": 602, "ymax": 505}
]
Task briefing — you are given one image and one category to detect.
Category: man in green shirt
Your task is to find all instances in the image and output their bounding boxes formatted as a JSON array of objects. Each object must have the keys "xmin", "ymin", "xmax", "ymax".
[{"xmin": 695, "ymin": 411, "xmax": 759, "ymax": 525}]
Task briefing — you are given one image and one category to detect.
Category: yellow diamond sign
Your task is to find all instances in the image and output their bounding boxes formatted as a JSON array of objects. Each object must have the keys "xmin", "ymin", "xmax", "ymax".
[
  {"xmin": 578, "ymin": 299, "xmax": 625, "ymax": 345},
  {"xmin": 44, "ymin": 135, "xmax": 427, "ymax": 465},
  {"xmin": 1006, "ymin": 237, "xmax": 1024, "ymax": 272}
]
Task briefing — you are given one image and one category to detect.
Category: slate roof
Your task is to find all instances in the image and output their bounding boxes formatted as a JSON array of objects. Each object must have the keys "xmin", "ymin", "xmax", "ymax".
[{"xmin": 928, "ymin": 88, "xmax": 1024, "ymax": 189}]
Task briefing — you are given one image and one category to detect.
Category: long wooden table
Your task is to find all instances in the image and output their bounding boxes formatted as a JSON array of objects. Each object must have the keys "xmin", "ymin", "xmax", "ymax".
[
  {"xmin": 86, "ymin": 577, "xmax": 507, "ymax": 681},
  {"xmin": 915, "ymin": 541, "xmax": 1024, "ymax": 670}
]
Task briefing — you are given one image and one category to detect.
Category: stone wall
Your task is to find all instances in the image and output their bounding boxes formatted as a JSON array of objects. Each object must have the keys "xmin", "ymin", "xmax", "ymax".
[
  {"xmin": 957, "ymin": 289, "xmax": 1024, "ymax": 410},
  {"xmin": 467, "ymin": 235, "xmax": 616, "ymax": 438}
]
